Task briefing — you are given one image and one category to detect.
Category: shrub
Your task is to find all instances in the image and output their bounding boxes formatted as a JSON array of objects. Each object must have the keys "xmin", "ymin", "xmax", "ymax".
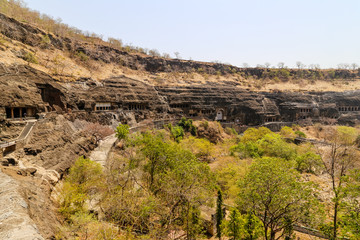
[
  {"xmin": 280, "ymin": 126, "xmax": 296, "ymax": 139},
  {"xmin": 295, "ymin": 130, "xmax": 306, "ymax": 138},
  {"xmin": 295, "ymin": 152, "xmax": 322, "ymax": 174},
  {"xmin": 170, "ymin": 125, "xmax": 184, "ymax": 143},
  {"xmin": 200, "ymin": 120, "xmax": 209, "ymax": 130},
  {"xmin": 225, "ymin": 127, "xmax": 238, "ymax": 136},
  {"xmin": 41, "ymin": 34, "xmax": 51, "ymax": 48},
  {"xmin": 23, "ymin": 52, "xmax": 38, "ymax": 64},
  {"xmin": 178, "ymin": 117, "xmax": 197, "ymax": 136},
  {"xmin": 75, "ymin": 51, "xmax": 89, "ymax": 62},
  {"xmin": 115, "ymin": 123, "xmax": 129, "ymax": 141},
  {"xmin": 59, "ymin": 157, "xmax": 103, "ymax": 220},
  {"xmin": 84, "ymin": 123, "xmax": 113, "ymax": 142},
  {"xmin": 240, "ymin": 127, "xmax": 272, "ymax": 143}
]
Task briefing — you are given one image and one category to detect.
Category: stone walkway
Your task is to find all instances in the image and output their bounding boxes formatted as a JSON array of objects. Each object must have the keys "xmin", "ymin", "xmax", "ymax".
[
  {"xmin": 89, "ymin": 134, "xmax": 117, "ymax": 167},
  {"xmin": 0, "ymin": 169, "xmax": 44, "ymax": 240}
]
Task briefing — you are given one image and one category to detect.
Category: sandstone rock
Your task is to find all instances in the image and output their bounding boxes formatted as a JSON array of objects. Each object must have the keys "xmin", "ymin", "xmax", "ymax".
[
  {"xmin": 17, "ymin": 169, "xmax": 27, "ymax": 176},
  {"xmin": 25, "ymin": 168, "xmax": 37, "ymax": 176},
  {"xmin": 0, "ymin": 169, "xmax": 45, "ymax": 239},
  {"xmin": 1, "ymin": 160, "xmax": 9, "ymax": 166},
  {"xmin": 42, "ymin": 170, "xmax": 60, "ymax": 185},
  {"xmin": 5, "ymin": 157, "xmax": 18, "ymax": 166}
]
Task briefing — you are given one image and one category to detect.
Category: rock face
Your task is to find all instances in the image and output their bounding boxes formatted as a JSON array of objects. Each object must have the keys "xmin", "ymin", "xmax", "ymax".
[
  {"xmin": 0, "ymin": 169, "xmax": 44, "ymax": 240},
  {"xmin": 15, "ymin": 114, "xmax": 97, "ymax": 173},
  {"xmin": 2, "ymin": 65, "xmax": 360, "ymax": 127},
  {"xmin": 0, "ymin": 64, "xmax": 67, "ymax": 120}
]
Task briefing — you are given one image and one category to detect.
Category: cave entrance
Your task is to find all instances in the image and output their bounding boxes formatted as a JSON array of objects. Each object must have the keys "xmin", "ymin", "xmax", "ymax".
[
  {"xmin": 215, "ymin": 110, "xmax": 224, "ymax": 121},
  {"xmin": 5, "ymin": 108, "xmax": 11, "ymax": 118},
  {"xmin": 37, "ymin": 84, "xmax": 65, "ymax": 110},
  {"xmin": 5, "ymin": 107, "xmax": 36, "ymax": 119},
  {"xmin": 95, "ymin": 103, "xmax": 111, "ymax": 111}
]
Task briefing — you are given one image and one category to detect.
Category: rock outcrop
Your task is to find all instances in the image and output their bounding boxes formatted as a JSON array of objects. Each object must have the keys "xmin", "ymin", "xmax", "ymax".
[
  {"xmin": 1, "ymin": 64, "xmax": 360, "ymax": 127},
  {"xmin": 0, "ymin": 169, "xmax": 44, "ymax": 240}
]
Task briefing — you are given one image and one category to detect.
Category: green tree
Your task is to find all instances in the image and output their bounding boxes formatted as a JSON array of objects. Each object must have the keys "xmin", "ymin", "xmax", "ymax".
[
  {"xmin": 223, "ymin": 210, "xmax": 262, "ymax": 240},
  {"xmin": 216, "ymin": 189, "xmax": 224, "ymax": 239},
  {"xmin": 341, "ymin": 169, "xmax": 360, "ymax": 238},
  {"xmin": 280, "ymin": 126, "xmax": 296, "ymax": 139},
  {"xmin": 257, "ymin": 133, "xmax": 296, "ymax": 160},
  {"xmin": 226, "ymin": 209, "xmax": 242, "ymax": 240},
  {"xmin": 140, "ymin": 132, "xmax": 169, "ymax": 190},
  {"xmin": 240, "ymin": 127, "xmax": 272, "ymax": 143},
  {"xmin": 243, "ymin": 212, "xmax": 262, "ymax": 240},
  {"xmin": 178, "ymin": 117, "xmax": 197, "ymax": 136},
  {"xmin": 59, "ymin": 157, "xmax": 103, "ymax": 220},
  {"xmin": 171, "ymin": 125, "xmax": 185, "ymax": 142},
  {"xmin": 238, "ymin": 157, "xmax": 321, "ymax": 240},
  {"xmin": 180, "ymin": 136, "xmax": 213, "ymax": 162},
  {"xmin": 318, "ymin": 126, "xmax": 359, "ymax": 239},
  {"xmin": 151, "ymin": 142, "xmax": 214, "ymax": 236},
  {"xmin": 115, "ymin": 123, "xmax": 129, "ymax": 141},
  {"xmin": 295, "ymin": 151, "xmax": 322, "ymax": 174}
]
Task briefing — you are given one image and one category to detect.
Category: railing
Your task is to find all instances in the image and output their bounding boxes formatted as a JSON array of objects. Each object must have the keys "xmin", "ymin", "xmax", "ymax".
[
  {"xmin": 0, "ymin": 141, "xmax": 16, "ymax": 149},
  {"xmin": 0, "ymin": 120, "xmax": 37, "ymax": 150},
  {"xmin": 129, "ymin": 118, "xmax": 181, "ymax": 133}
]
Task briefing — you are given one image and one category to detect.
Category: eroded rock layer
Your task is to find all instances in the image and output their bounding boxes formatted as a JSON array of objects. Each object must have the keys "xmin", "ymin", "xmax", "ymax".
[{"xmin": 1, "ymin": 65, "xmax": 360, "ymax": 127}]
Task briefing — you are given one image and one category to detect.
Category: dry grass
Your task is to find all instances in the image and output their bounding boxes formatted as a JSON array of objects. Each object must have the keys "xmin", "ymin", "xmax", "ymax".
[{"xmin": 2, "ymin": 32, "xmax": 360, "ymax": 92}]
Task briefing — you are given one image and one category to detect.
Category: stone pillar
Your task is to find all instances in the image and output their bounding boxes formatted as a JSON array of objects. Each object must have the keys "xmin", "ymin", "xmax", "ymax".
[
  {"xmin": 19, "ymin": 108, "xmax": 22, "ymax": 120},
  {"xmin": 11, "ymin": 108, "xmax": 14, "ymax": 119},
  {"xmin": 27, "ymin": 108, "xmax": 31, "ymax": 117}
]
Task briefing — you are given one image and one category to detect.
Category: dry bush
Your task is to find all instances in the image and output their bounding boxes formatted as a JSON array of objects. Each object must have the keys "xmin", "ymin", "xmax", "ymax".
[
  {"xmin": 319, "ymin": 117, "xmax": 337, "ymax": 125},
  {"xmin": 298, "ymin": 117, "xmax": 313, "ymax": 127},
  {"xmin": 83, "ymin": 123, "xmax": 113, "ymax": 141}
]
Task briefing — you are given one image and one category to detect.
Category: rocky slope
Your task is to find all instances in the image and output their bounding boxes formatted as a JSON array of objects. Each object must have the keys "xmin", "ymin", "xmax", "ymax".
[{"xmin": 0, "ymin": 168, "xmax": 44, "ymax": 240}]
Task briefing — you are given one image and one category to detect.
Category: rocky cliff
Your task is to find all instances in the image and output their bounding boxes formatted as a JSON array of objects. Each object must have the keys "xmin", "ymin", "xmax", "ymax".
[{"xmin": 1, "ymin": 64, "xmax": 360, "ymax": 128}]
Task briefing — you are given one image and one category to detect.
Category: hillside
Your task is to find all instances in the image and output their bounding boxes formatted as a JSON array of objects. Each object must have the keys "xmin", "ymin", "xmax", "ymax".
[{"xmin": 0, "ymin": 2, "xmax": 359, "ymax": 91}]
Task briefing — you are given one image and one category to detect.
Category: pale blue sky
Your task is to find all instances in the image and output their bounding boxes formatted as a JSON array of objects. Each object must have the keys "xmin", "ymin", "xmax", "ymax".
[{"xmin": 23, "ymin": 0, "xmax": 360, "ymax": 68}]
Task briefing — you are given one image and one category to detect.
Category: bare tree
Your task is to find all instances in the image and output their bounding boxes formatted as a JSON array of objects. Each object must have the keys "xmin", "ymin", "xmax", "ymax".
[
  {"xmin": 351, "ymin": 63, "xmax": 358, "ymax": 70},
  {"xmin": 317, "ymin": 126, "xmax": 359, "ymax": 239},
  {"xmin": 162, "ymin": 53, "xmax": 171, "ymax": 59},
  {"xmin": 296, "ymin": 61, "xmax": 303, "ymax": 69},
  {"xmin": 242, "ymin": 63, "xmax": 249, "ymax": 68},
  {"xmin": 277, "ymin": 62, "xmax": 285, "ymax": 69},
  {"xmin": 174, "ymin": 52, "xmax": 181, "ymax": 59},
  {"xmin": 149, "ymin": 49, "xmax": 161, "ymax": 57},
  {"xmin": 264, "ymin": 62, "xmax": 271, "ymax": 68},
  {"xmin": 338, "ymin": 63, "xmax": 350, "ymax": 70},
  {"xmin": 108, "ymin": 37, "xmax": 123, "ymax": 49},
  {"xmin": 308, "ymin": 64, "xmax": 317, "ymax": 70}
]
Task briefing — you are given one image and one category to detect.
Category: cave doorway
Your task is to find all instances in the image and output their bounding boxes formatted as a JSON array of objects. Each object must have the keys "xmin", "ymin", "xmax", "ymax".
[
  {"xmin": 13, "ymin": 108, "xmax": 20, "ymax": 118},
  {"xmin": 6, "ymin": 108, "xmax": 11, "ymax": 118},
  {"xmin": 215, "ymin": 110, "xmax": 224, "ymax": 121},
  {"xmin": 5, "ymin": 107, "xmax": 36, "ymax": 119}
]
